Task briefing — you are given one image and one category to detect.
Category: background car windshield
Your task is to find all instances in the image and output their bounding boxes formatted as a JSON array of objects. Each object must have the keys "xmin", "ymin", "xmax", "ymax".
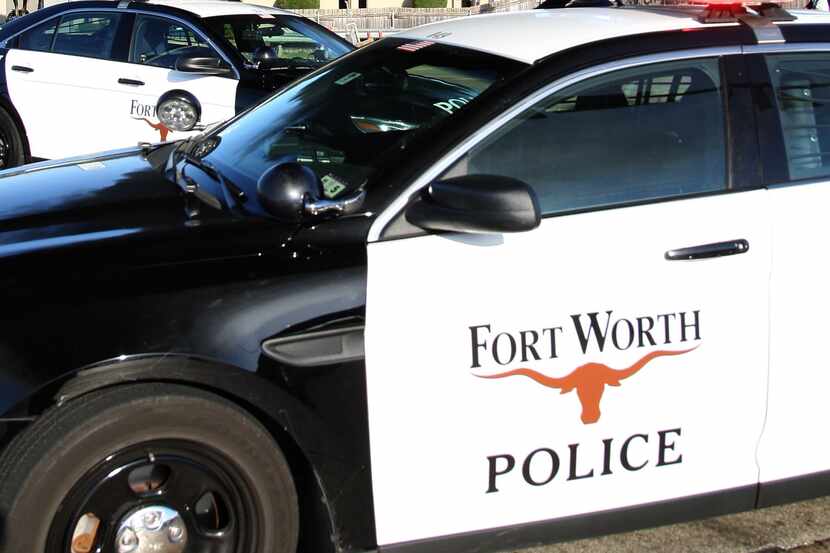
[
  {"xmin": 205, "ymin": 15, "xmax": 351, "ymax": 66},
  {"xmin": 204, "ymin": 39, "xmax": 526, "ymax": 198}
]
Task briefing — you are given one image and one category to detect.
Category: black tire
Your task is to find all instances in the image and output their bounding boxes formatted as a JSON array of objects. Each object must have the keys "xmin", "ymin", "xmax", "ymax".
[
  {"xmin": 0, "ymin": 383, "xmax": 299, "ymax": 553},
  {"xmin": 0, "ymin": 107, "xmax": 25, "ymax": 169}
]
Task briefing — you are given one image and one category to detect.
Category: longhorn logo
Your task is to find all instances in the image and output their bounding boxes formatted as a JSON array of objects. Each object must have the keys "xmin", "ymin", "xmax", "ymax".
[
  {"xmin": 475, "ymin": 346, "xmax": 698, "ymax": 424},
  {"xmin": 136, "ymin": 118, "xmax": 171, "ymax": 142}
]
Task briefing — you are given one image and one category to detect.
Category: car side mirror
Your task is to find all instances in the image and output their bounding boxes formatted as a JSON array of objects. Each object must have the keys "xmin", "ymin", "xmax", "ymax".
[
  {"xmin": 405, "ymin": 174, "xmax": 541, "ymax": 234},
  {"xmin": 257, "ymin": 162, "xmax": 366, "ymax": 223},
  {"xmin": 175, "ymin": 55, "xmax": 233, "ymax": 77}
]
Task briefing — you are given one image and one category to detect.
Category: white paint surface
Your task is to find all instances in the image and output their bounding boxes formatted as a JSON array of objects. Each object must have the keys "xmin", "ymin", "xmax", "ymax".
[
  {"xmin": 758, "ymin": 181, "xmax": 830, "ymax": 482},
  {"xmin": 366, "ymin": 191, "xmax": 771, "ymax": 545},
  {"xmin": 5, "ymin": 50, "xmax": 236, "ymax": 159}
]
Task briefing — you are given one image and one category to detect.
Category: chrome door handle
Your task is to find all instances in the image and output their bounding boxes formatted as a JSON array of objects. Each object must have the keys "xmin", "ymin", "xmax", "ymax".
[{"xmin": 665, "ymin": 239, "xmax": 749, "ymax": 261}]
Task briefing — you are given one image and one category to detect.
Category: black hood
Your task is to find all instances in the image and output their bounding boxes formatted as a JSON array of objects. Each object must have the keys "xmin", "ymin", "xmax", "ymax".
[
  {"xmin": 0, "ymin": 147, "xmax": 178, "ymax": 227},
  {"xmin": 0, "ymin": 143, "xmax": 304, "ymax": 278},
  {"xmin": 0, "ymin": 146, "xmax": 188, "ymax": 260}
]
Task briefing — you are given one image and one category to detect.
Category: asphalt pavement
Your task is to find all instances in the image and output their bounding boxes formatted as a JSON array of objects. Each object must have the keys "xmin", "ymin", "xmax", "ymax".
[{"xmin": 510, "ymin": 497, "xmax": 830, "ymax": 553}]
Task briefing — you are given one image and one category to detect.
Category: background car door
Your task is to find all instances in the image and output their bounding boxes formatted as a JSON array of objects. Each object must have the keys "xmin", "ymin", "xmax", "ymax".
[
  {"xmin": 115, "ymin": 14, "xmax": 238, "ymax": 146},
  {"xmin": 755, "ymin": 50, "xmax": 830, "ymax": 499},
  {"xmin": 5, "ymin": 11, "xmax": 126, "ymax": 159},
  {"xmin": 364, "ymin": 55, "xmax": 771, "ymax": 546}
]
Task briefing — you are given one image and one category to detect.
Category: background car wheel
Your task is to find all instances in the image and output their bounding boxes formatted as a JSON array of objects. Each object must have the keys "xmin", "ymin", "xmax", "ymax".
[
  {"xmin": 0, "ymin": 383, "xmax": 299, "ymax": 553},
  {"xmin": 0, "ymin": 108, "xmax": 25, "ymax": 169}
]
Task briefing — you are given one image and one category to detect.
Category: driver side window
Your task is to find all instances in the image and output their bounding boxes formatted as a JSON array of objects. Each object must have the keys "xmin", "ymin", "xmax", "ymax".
[
  {"xmin": 443, "ymin": 58, "xmax": 727, "ymax": 216},
  {"xmin": 129, "ymin": 15, "xmax": 216, "ymax": 69}
]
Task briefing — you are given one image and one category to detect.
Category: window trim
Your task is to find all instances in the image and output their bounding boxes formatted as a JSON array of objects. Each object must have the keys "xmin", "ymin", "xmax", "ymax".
[
  {"xmin": 3, "ymin": 7, "xmax": 240, "ymax": 79},
  {"xmin": 367, "ymin": 46, "xmax": 741, "ymax": 243}
]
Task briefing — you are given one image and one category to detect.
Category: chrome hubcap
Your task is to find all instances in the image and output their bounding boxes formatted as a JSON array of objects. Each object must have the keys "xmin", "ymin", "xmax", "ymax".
[{"xmin": 115, "ymin": 505, "xmax": 188, "ymax": 553}]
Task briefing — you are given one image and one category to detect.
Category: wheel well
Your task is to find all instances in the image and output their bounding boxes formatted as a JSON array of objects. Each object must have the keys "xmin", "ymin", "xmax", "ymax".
[
  {"xmin": 0, "ymin": 97, "xmax": 31, "ymax": 161},
  {"xmin": 5, "ymin": 370, "xmax": 338, "ymax": 553}
]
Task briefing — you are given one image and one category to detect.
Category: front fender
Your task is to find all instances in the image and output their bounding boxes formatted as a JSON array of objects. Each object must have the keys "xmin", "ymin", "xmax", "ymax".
[{"xmin": 6, "ymin": 353, "xmax": 374, "ymax": 553}]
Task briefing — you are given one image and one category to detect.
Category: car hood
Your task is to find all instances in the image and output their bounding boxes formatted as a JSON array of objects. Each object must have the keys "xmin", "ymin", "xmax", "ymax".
[
  {"xmin": 0, "ymin": 146, "xmax": 301, "ymax": 282},
  {"xmin": 0, "ymin": 146, "xmax": 192, "ymax": 263},
  {"xmin": 0, "ymin": 147, "xmax": 178, "ymax": 228}
]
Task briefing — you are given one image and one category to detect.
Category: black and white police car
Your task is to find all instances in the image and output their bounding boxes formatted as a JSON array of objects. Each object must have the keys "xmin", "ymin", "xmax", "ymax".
[
  {"xmin": 0, "ymin": 0, "xmax": 352, "ymax": 168},
  {"xmin": 0, "ymin": 2, "xmax": 830, "ymax": 553}
]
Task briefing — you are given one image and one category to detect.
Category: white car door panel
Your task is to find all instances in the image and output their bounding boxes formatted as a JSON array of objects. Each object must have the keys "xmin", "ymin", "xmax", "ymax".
[
  {"xmin": 364, "ymin": 56, "xmax": 771, "ymax": 546},
  {"xmin": 366, "ymin": 193, "xmax": 770, "ymax": 545},
  {"xmin": 5, "ymin": 12, "xmax": 238, "ymax": 160},
  {"xmin": 7, "ymin": 50, "xmax": 127, "ymax": 159},
  {"xmin": 6, "ymin": 12, "xmax": 126, "ymax": 159},
  {"xmin": 115, "ymin": 62, "xmax": 237, "ymax": 146},
  {"xmin": 761, "ymin": 181, "xmax": 830, "ymax": 482},
  {"xmin": 758, "ymin": 51, "xmax": 830, "ymax": 484},
  {"xmin": 119, "ymin": 15, "xmax": 238, "ymax": 147},
  {"xmin": 5, "ymin": 48, "xmax": 68, "ymax": 158}
]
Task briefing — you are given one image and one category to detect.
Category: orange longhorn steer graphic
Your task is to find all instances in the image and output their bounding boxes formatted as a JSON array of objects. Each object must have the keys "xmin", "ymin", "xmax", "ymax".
[
  {"xmin": 140, "ymin": 118, "xmax": 171, "ymax": 142},
  {"xmin": 475, "ymin": 346, "xmax": 698, "ymax": 424}
]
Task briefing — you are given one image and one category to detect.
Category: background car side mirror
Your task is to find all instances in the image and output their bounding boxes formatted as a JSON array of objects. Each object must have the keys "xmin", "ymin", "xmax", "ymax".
[
  {"xmin": 257, "ymin": 162, "xmax": 365, "ymax": 223},
  {"xmin": 405, "ymin": 174, "xmax": 541, "ymax": 234},
  {"xmin": 175, "ymin": 55, "xmax": 233, "ymax": 77}
]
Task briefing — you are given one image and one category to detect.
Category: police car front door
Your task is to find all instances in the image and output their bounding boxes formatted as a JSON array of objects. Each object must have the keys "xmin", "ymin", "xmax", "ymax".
[
  {"xmin": 118, "ymin": 15, "xmax": 237, "ymax": 146},
  {"xmin": 365, "ymin": 56, "xmax": 771, "ymax": 547}
]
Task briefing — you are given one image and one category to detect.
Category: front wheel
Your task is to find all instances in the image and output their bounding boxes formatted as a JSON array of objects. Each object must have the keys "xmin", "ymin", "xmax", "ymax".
[{"xmin": 0, "ymin": 383, "xmax": 299, "ymax": 553}]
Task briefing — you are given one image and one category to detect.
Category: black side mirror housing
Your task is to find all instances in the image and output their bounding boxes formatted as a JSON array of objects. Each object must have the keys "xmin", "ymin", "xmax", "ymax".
[
  {"xmin": 405, "ymin": 174, "xmax": 541, "ymax": 234},
  {"xmin": 257, "ymin": 162, "xmax": 320, "ymax": 223},
  {"xmin": 257, "ymin": 162, "xmax": 367, "ymax": 222},
  {"xmin": 175, "ymin": 55, "xmax": 233, "ymax": 77}
]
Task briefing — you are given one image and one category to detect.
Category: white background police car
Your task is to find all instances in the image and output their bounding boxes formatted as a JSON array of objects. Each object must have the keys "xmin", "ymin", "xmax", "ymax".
[
  {"xmin": 0, "ymin": 2, "xmax": 830, "ymax": 553},
  {"xmin": 0, "ymin": 0, "xmax": 352, "ymax": 168}
]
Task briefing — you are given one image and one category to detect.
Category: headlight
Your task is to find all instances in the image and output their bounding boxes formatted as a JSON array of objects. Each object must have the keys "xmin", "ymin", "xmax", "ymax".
[{"xmin": 157, "ymin": 94, "xmax": 201, "ymax": 132}]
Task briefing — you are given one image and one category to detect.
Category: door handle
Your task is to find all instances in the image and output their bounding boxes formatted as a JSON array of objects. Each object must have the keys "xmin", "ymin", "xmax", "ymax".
[
  {"xmin": 118, "ymin": 78, "xmax": 144, "ymax": 86},
  {"xmin": 665, "ymin": 239, "xmax": 749, "ymax": 261},
  {"xmin": 11, "ymin": 65, "xmax": 33, "ymax": 73}
]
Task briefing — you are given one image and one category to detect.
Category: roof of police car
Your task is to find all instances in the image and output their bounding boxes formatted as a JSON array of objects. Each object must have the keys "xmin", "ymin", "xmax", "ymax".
[
  {"xmin": 395, "ymin": 6, "xmax": 830, "ymax": 64},
  {"xmin": 140, "ymin": 0, "xmax": 292, "ymax": 18}
]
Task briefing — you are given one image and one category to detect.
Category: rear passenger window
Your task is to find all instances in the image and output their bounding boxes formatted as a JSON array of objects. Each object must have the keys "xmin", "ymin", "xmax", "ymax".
[
  {"xmin": 766, "ymin": 53, "xmax": 830, "ymax": 181},
  {"xmin": 443, "ymin": 58, "xmax": 727, "ymax": 216},
  {"xmin": 52, "ymin": 13, "xmax": 121, "ymax": 60},
  {"xmin": 18, "ymin": 18, "xmax": 58, "ymax": 52}
]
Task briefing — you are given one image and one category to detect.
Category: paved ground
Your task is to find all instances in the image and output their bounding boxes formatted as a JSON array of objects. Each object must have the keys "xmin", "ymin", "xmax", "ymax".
[{"xmin": 509, "ymin": 497, "xmax": 830, "ymax": 553}]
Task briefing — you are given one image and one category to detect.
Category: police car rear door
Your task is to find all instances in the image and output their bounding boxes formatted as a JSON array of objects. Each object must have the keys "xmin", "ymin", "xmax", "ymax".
[
  {"xmin": 753, "ymin": 48, "xmax": 830, "ymax": 503},
  {"xmin": 365, "ymin": 52, "xmax": 771, "ymax": 548},
  {"xmin": 116, "ymin": 13, "xmax": 237, "ymax": 146},
  {"xmin": 5, "ymin": 11, "xmax": 128, "ymax": 159}
]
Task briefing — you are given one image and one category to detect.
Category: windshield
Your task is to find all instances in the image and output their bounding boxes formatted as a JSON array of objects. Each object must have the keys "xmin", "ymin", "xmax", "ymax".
[
  {"xmin": 204, "ymin": 14, "xmax": 351, "ymax": 67},
  {"xmin": 203, "ymin": 39, "xmax": 526, "ymax": 201}
]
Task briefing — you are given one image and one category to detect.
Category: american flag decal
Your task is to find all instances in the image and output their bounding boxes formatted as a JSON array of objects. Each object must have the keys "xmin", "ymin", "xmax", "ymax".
[{"xmin": 397, "ymin": 40, "xmax": 435, "ymax": 52}]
